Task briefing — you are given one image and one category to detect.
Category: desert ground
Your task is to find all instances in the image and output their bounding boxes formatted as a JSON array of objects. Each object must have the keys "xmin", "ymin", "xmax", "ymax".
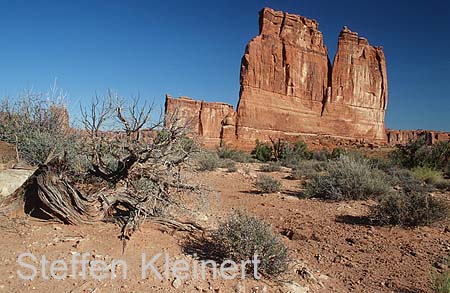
[{"xmin": 1, "ymin": 157, "xmax": 449, "ymax": 293}]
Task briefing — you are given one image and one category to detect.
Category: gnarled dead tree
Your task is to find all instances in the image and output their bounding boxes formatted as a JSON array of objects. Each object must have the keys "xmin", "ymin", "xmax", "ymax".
[{"xmin": 1, "ymin": 91, "xmax": 203, "ymax": 249}]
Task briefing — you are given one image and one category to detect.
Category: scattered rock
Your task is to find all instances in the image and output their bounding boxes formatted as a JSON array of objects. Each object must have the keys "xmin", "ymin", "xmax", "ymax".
[
  {"xmin": 345, "ymin": 237, "xmax": 356, "ymax": 245},
  {"xmin": 281, "ymin": 228, "xmax": 308, "ymax": 241},
  {"xmin": 172, "ymin": 278, "xmax": 182, "ymax": 289},
  {"xmin": 297, "ymin": 266, "xmax": 317, "ymax": 283},
  {"xmin": 333, "ymin": 255, "xmax": 343, "ymax": 264},
  {"xmin": 0, "ymin": 168, "xmax": 36, "ymax": 200}
]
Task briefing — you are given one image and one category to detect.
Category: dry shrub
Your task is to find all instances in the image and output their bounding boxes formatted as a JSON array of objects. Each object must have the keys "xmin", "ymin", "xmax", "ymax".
[
  {"xmin": 0, "ymin": 90, "xmax": 76, "ymax": 165},
  {"xmin": 217, "ymin": 147, "xmax": 252, "ymax": 163},
  {"xmin": 432, "ymin": 269, "xmax": 450, "ymax": 293},
  {"xmin": 312, "ymin": 149, "xmax": 330, "ymax": 161},
  {"xmin": 434, "ymin": 180, "xmax": 450, "ymax": 191},
  {"xmin": 197, "ymin": 152, "xmax": 219, "ymax": 171},
  {"xmin": 291, "ymin": 160, "xmax": 327, "ymax": 179},
  {"xmin": 306, "ymin": 154, "xmax": 390, "ymax": 200},
  {"xmin": 212, "ymin": 210, "xmax": 289, "ymax": 277},
  {"xmin": 371, "ymin": 191, "xmax": 449, "ymax": 227},
  {"xmin": 252, "ymin": 140, "xmax": 273, "ymax": 162},
  {"xmin": 412, "ymin": 166, "xmax": 444, "ymax": 184},
  {"xmin": 254, "ymin": 174, "xmax": 282, "ymax": 193},
  {"xmin": 260, "ymin": 162, "xmax": 282, "ymax": 173}
]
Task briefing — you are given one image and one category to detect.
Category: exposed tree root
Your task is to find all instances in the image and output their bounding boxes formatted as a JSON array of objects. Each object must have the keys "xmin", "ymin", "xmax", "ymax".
[{"xmin": 0, "ymin": 158, "xmax": 205, "ymax": 250}]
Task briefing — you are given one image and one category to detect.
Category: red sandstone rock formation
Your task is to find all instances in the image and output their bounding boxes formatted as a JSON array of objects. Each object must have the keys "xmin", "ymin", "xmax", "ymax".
[
  {"xmin": 165, "ymin": 8, "xmax": 392, "ymax": 150},
  {"xmin": 235, "ymin": 8, "xmax": 388, "ymax": 149},
  {"xmin": 236, "ymin": 8, "xmax": 330, "ymax": 149},
  {"xmin": 386, "ymin": 129, "xmax": 450, "ymax": 145},
  {"xmin": 165, "ymin": 95, "xmax": 235, "ymax": 148}
]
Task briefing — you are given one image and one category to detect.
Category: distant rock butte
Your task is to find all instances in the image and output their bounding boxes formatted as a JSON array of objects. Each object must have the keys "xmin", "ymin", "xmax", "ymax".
[
  {"xmin": 386, "ymin": 129, "xmax": 450, "ymax": 145},
  {"xmin": 165, "ymin": 95, "xmax": 236, "ymax": 147},
  {"xmin": 165, "ymin": 7, "xmax": 447, "ymax": 150}
]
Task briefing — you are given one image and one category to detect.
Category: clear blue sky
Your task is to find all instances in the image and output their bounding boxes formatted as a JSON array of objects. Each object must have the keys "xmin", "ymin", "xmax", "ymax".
[{"xmin": 0, "ymin": 0, "xmax": 449, "ymax": 131}]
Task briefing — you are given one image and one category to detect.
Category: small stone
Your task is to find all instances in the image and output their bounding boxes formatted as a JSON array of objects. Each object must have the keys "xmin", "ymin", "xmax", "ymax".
[
  {"xmin": 333, "ymin": 255, "xmax": 342, "ymax": 263},
  {"xmin": 172, "ymin": 278, "xmax": 182, "ymax": 289},
  {"xmin": 345, "ymin": 237, "xmax": 356, "ymax": 245},
  {"xmin": 434, "ymin": 262, "xmax": 447, "ymax": 270}
]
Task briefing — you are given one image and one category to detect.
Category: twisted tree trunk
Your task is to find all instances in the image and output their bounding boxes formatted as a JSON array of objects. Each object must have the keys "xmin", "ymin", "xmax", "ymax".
[{"xmin": 0, "ymin": 158, "xmax": 205, "ymax": 250}]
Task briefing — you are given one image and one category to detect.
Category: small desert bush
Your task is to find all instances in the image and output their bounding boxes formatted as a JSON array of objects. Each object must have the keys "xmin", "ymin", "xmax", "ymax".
[
  {"xmin": 254, "ymin": 174, "xmax": 282, "ymax": 193},
  {"xmin": 434, "ymin": 180, "xmax": 450, "ymax": 191},
  {"xmin": 279, "ymin": 141, "xmax": 313, "ymax": 167},
  {"xmin": 131, "ymin": 178, "xmax": 168, "ymax": 215},
  {"xmin": 291, "ymin": 160, "xmax": 327, "ymax": 179},
  {"xmin": 270, "ymin": 138, "xmax": 288, "ymax": 162},
  {"xmin": 197, "ymin": 152, "xmax": 219, "ymax": 171},
  {"xmin": 412, "ymin": 166, "xmax": 444, "ymax": 184},
  {"xmin": 432, "ymin": 269, "xmax": 450, "ymax": 293},
  {"xmin": 260, "ymin": 162, "xmax": 282, "ymax": 172},
  {"xmin": 369, "ymin": 157, "xmax": 396, "ymax": 172},
  {"xmin": 227, "ymin": 164, "xmax": 238, "ymax": 173},
  {"xmin": 217, "ymin": 147, "xmax": 252, "ymax": 163},
  {"xmin": 243, "ymin": 167, "xmax": 251, "ymax": 175},
  {"xmin": 312, "ymin": 149, "xmax": 330, "ymax": 161},
  {"xmin": 218, "ymin": 158, "xmax": 236, "ymax": 169},
  {"xmin": 388, "ymin": 168, "xmax": 425, "ymax": 192},
  {"xmin": 252, "ymin": 140, "xmax": 273, "ymax": 162},
  {"xmin": 212, "ymin": 210, "xmax": 289, "ymax": 277},
  {"xmin": 305, "ymin": 154, "xmax": 390, "ymax": 200},
  {"xmin": 0, "ymin": 92, "xmax": 77, "ymax": 165},
  {"xmin": 218, "ymin": 158, "xmax": 237, "ymax": 172},
  {"xmin": 371, "ymin": 191, "xmax": 449, "ymax": 227},
  {"xmin": 331, "ymin": 147, "xmax": 347, "ymax": 159},
  {"xmin": 445, "ymin": 162, "xmax": 450, "ymax": 178}
]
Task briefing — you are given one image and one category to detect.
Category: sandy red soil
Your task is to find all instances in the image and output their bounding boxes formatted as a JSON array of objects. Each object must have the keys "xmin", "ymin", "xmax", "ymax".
[{"xmin": 1, "ymin": 163, "xmax": 449, "ymax": 292}]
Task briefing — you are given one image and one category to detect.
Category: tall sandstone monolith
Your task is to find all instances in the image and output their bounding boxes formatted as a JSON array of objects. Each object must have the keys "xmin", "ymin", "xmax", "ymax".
[
  {"xmin": 165, "ymin": 7, "xmax": 389, "ymax": 150},
  {"xmin": 236, "ymin": 8, "xmax": 330, "ymax": 149},
  {"xmin": 235, "ymin": 8, "xmax": 388, "ymax": 149}
]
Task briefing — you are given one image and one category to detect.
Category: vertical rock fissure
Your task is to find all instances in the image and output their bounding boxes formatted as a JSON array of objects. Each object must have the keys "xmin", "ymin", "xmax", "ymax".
[
  {"xmin": 375, "ymin": 51, "xmax": 386, "ymax": 110},
  {"xmin": 282, "ymin": 42, "xmax": 291, "ymax": 96},
  {"xmin": 321, "ymin": 56, "xmax": 333, "ymax": 116},
  {"xmin": 198, "ymin": 101, "xmax": 204, "ymax": 136},
  {"xmin": 279, "ymin": 12, "xmax": 287, "ymax": 36}
]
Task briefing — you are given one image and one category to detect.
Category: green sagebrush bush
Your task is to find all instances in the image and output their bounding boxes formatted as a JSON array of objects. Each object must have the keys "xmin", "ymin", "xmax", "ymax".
[
  {"xmin": 217, "ymin": 146, "xmax": 252, "ymax": 163},
  {"xmin": 260, "ymin": 162, "xmax": 282, "ymax": 172},
  {"xmin": 0, "ymin": 93, "xmax": 78, "ymax": 166},
  {"xmin": 305, "ymin": 154, "xmax": 390, "ymax": 200},
  {"xmin": 254, "ymin": 174, "xmax": 282, "ymax": 193},
  {"xmin": 212, "ymin": 210, "xmax": 289, "ymax": 277},
  {"xmin": 291, "ymin": 160, "xmax": 328, "ymax": 179},
  {"xmin": 371, "ymin": 190, "xmax": 449, "ymax": 227},
  {"xmin": 197, "ymin": 152, "xmax": 220, "ymax": 171},
  {"xmin": 251, "ymin": 140, "xmax": 273, "ymax": 162}
]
